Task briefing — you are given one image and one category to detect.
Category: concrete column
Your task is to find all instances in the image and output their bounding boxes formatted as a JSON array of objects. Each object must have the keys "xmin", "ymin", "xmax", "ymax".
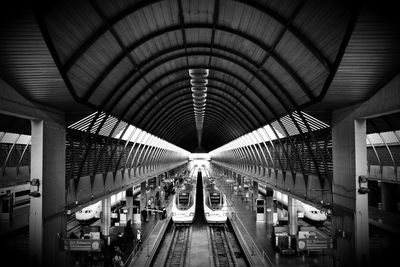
[
  {"xmin": 253, "ymin": 181, "xmax": 258, "ymax": 211},
  {"xmin": 126, "ymin": 187, "xmax": 134, "ymax": 222},
  {"xmin": 333, "ymin": 110, "xmax": 369, "ymax": 267},
  {"xmin": 140, "ymin": 181, "xmax": 147, "ymax": 211},
  {"xmin": 29, "ymin": 120, "xmax": 66, "ymax": 267},
  {"xmin": 265, "ymin": 188, "xmax": 274, "ymax": 224},
  {"xmin": 154, "ymin": 176, "xmax": 161, "ymax": 208},
  {"xmin": 381, "ymin": 182, "xmax": 397, "ymax": 212},
  {"xmin": 288, "ymin": 196, "xmax": 298, "ymax": 236},
  {"xmin": 101, "ymin": 197, "xmax": 111, "ymax": 242},
  {"xmin": 140, "ymin": 181, "xmax": 150, "ymax": 220},
  {"xmin": 156, "ymin": 175, "xmax": 161, "ymax": 188}
]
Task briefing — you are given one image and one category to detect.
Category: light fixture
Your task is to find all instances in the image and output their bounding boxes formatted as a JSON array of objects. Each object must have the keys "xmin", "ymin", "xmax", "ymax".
[
  {"xmin": 358, "ymin": 175, "xmax": 370, "ymax": 194},
  {"xmin": 29, "ymin": 178, "xmax": 41, "ymax": 198}
]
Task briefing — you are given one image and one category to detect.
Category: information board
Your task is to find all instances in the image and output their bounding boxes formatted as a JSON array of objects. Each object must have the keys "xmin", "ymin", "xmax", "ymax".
[{"xmin": 64, "ymin": 239, "xmax": 102, "ymax": 252}]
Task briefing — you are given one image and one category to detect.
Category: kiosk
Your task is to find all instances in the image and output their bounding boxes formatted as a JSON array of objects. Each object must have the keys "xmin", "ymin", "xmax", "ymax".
[{"xmin": 256, "ymin": 199, "xmax": 266, "ymax": 221}]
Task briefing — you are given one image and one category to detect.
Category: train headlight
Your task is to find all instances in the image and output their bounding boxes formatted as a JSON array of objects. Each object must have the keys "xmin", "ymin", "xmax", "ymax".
[
  {"xmin": 189, "ymin": 212, "xmax": 194, "ymax": 216},
  {"xmin": 172, "ymin": 212, "xmax": 176, "ymax": 216},
  {"xmin": 205, "ymin": 212, "xmax": 210, "ymax": 217}
]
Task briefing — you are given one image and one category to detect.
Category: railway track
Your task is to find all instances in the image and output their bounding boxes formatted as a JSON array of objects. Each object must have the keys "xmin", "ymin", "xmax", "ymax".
[
  {"xmin": 165, "ymin": 225, "xmax": 192, "ymax": 267},
  {"xmin": 209, "ymin": 225, "xmax": 236, "ymax": 267},
  {"xmin": 66, "ymin": 213, "xmax": 81, "ymax": 235},
  {"xmin": 318, "ymin": 222, "xmax": 332, "ymax": 236}
]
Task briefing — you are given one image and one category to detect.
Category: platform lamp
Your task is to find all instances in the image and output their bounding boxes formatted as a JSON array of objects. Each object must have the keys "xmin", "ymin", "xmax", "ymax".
[
  {"xmin": 358, "ymin": 175, "xmax": 370, "ymax": 194},
  {"xmin": 29, "ymin": 178, "xmax": 41, "ymax": 198}
]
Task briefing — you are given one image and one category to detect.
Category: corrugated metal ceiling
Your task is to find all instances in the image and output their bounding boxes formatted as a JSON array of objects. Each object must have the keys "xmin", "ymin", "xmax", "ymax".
[{"xmin": 1, "ymin": 0, "xmax": 399, "ymax": 152}]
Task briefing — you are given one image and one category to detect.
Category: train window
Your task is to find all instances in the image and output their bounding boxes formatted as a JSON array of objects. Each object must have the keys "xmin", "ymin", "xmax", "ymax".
[
  {"xmin": 1, "ymin": 198, "xmax": 10, "ymax": 213},
  {"xmin": 178, "ymin": 194, "xmax": 189, "ymax": 205},
  {"xmin": 14, "ymin": 198, "xmax": 30, "ymax": 207},
  {"xmin": 15, "ymin": 190, "xmax": 30, "ymax": 197},
  {"xmin": 13, "ymin": 188, "xmax": 31, "ymax": 207},
  {"xmin": 210, "ymin": 193, "xmax": 220, "ymax": 205}
]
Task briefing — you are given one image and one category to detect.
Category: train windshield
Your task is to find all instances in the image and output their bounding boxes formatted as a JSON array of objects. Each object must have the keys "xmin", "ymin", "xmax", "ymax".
[
  {"xmin": 176, "ymin": 190, "xmax": 193, "ymax": 209},
  {"xmin": 178, "ymin": 192, "xmax": 189, "ymax": 205},
  {"xmin": 208, "ymin": 190, "xmax": 224, "ymax": 209}
]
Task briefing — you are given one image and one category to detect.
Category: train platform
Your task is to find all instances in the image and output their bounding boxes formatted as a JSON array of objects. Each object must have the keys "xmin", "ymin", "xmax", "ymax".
[
  {"xmin": 216, "ymin": 179, "xmax": 335, "ymax": 267},
  {"xmin": 66, "ymin": 207, "xmax": 170, "ymax": 267},
  {"xmin": 65, "ymin": 192, "xmax": 173, "ymax": 267},
  {"xmin": 126, "ymin": 200, "xmax": 173, "ymax": 266}
]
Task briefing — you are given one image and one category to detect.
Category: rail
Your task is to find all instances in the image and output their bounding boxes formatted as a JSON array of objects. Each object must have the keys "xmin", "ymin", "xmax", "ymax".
[
  {"xmin": 223, "ymin": 224, "xmax": 239, "ymax": 267},
  {"xmin": 124, "ymin": 195, "xmax": 174, "ymax": 267},
  {"xmin": 164, "ymin": 225, "xmax": 191, "ymax": 267},
  {"xmin": 227, "ymin": 197, "xmax": 274, "ymax": 267},
  {"xmin": 210, "ymin": 225, "xmax": 237, "ymax": 267},
  {"xmin": 216, "ymin": 178, "xmax": 273, "ymax": 267},
  {"xmin": 123, "ymin": 215, "xmax": 172, "ymax": 267}
]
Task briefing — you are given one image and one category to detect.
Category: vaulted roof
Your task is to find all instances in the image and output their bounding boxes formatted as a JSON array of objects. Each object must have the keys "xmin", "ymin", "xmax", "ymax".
[{"xmin": 1, "ymin": 0, "xmax": 399, "ymax": 152}]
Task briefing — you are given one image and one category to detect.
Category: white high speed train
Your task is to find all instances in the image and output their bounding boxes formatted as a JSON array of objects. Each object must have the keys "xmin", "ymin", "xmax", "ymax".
[
  {"xmin": 203, "ymin": 176, "xmax": 228, "ymax": 224},
  {"xmin": 258, "ymin": 183, "xmax": 327, "ymax": 225},
  {"xmin": 75, "ymin": 184, "xmax": 140, "ymax": 224},
  {"xmin": 171, "ymin": 175, "xmax": 196, "ymax": 224}
]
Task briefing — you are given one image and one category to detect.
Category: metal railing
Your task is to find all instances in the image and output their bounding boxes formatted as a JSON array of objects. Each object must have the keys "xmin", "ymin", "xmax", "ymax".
[{"xmin": 227, "ymin": 197, "xmax": 274, "ymax": 267}]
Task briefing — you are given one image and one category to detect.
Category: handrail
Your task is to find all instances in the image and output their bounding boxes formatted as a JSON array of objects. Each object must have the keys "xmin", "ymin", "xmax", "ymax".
[
  {"xmin": 227, "ymin": 198, "xmax": 274, "ymax": 267},
  {"xmin": 227, "ymin": 211, "xmax": 255, "ymax": 266},
  {"xmin": 218, "ymin": 179, "xmax": 274, "ymax": 267},
  {"xmin": 144, "ymin": 215, "xmax": 172, "ymax": 267},
  {"xmin": 125, "ymin": 194, "xmax": 174, "ymax": 266}
]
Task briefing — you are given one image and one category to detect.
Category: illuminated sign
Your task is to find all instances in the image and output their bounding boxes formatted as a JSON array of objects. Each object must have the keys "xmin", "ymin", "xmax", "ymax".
[{"xmin": 64, "ymin": 239, "xmax": 102, "ymax": 251}]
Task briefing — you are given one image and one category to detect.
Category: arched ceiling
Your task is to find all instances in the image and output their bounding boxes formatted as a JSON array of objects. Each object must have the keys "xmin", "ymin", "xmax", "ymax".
[{"xmin": 1, "ymin": 0, "xmax": 399, "ymax": 152}]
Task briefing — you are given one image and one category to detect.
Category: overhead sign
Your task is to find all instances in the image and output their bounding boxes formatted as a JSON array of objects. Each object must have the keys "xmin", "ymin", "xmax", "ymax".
[
  {"xmin": 64, "ymin": 239, "xmax": 102, "ymax": 252},
  {"xmin": 296, "ymin": 238, "xmax": 332, "ymax": 252}
]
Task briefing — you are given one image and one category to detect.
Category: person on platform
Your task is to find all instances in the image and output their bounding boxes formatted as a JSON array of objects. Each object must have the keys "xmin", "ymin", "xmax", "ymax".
[
  {"xmin": 112, "ymin": 253, "xmax": 123, "ymax": 267},
  {"xmin": 136, "ymin": 229, "xmax": 142, "ymax": 244}
]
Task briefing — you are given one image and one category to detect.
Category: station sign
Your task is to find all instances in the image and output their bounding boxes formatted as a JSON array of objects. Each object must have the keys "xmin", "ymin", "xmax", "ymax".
[
  {"xmin": 296, "ymin": 238, "xmax": 332, "ymax": 252},
  {"xmin": 64, "ymin": 239, "xmax": 102, "ymax": 252}
]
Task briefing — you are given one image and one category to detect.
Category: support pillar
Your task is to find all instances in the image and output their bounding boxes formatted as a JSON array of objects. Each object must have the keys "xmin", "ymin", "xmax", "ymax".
[
  {"xmin": 253, "ymin": 181, "xmax": 258, "ymax": 211},
  {"xmin": 332, "ymin": 110, "xmax": 369, "ymax": 267},
  {"xmin": 156, "ymin": 175, "xmax": 161, "ymax": 188},
  {"xmin": 29, "ymin": 120, "xmax": 66, "ymax": 267},
  {"xmin": 101, "ymin": 197, "xmax": 111, "ymax": 244},
  {"xmin": 288, "ymin": 196, "xmax": 298, "ymax": 236},
  {"xmin": 126, "ymin": 187, "xmax": 134, "ymax": 222},
  {"xmin": 265, "ymin": 188, "xmax": 274, "ymax": 224},
  {"xmin": 140, "ymin": 181, "xmax": 147, "ymax": 221}
]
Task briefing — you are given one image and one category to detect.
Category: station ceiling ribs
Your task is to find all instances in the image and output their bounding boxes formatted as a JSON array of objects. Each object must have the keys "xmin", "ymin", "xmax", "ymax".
[{"xmin": 1, "ymin": 0, "xmax": 400, "ymax": 152}]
